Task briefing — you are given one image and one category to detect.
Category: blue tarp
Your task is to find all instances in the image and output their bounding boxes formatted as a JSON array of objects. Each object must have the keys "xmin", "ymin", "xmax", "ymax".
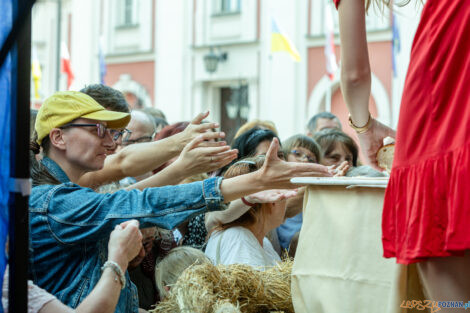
[{"xmin": 0, "ymin": 0, "xmax": 13, "ymax": 312}]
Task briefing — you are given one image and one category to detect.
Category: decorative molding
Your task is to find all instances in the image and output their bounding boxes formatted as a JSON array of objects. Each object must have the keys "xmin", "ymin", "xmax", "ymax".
[
  {"xmin": 112, "ymin": 74, "xmax": 152, "ymax": 107},
  {"xmin": 308, "ymin": 72, "xmax": 392, "ymax": 126}
]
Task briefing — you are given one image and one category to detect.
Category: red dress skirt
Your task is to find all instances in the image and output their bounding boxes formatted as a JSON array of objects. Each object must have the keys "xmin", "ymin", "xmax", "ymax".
[
  {"xmin": 335, "ymin": 0, "xmax": 470, "ymax": 264},
  {"xmin": 383, "ymin": 0, "xmax": 470, "ymax": 264}
]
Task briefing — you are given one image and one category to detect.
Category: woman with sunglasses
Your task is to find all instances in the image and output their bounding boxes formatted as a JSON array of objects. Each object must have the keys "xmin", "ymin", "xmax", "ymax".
[{"xmin": 29, "ymin": 91, "xmax": 331, "ymax": 313}]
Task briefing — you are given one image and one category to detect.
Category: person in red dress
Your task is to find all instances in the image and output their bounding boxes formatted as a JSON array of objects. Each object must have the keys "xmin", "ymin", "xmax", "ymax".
[{"xmin": 334, "ymin": 0, "xmax": 470, "ymax": 307}]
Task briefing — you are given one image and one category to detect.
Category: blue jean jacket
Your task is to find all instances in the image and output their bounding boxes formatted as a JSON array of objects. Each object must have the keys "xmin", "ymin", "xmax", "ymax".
[{"xmin": 29, "ymin": 157, "xmax": 225, "ymax": 313}]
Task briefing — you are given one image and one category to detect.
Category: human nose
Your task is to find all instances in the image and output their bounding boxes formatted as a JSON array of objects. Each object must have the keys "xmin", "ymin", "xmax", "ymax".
[{"xmin": 103, "ymin": 130, "xmax": 115, "ymax": 148}]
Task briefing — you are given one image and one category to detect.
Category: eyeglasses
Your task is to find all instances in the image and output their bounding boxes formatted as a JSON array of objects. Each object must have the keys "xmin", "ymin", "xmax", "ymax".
[
  {"xmin": 59, "ymin": 123, "xmax": 131, "ymax": 141},
  {"xmin": 110, "ymin": 128, "xmax": 132, "ymax": 142},
  {"xmin": 121, "ymin": 135, "xmax": 154, "ymax": 145},
  {"xmin": 290, "ymin": 149, "xmax": 316, "ymax": 163}
]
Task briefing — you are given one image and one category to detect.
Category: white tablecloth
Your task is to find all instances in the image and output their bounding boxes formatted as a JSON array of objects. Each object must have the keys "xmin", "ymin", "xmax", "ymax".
[{"xmin": 291, "ymin": 180, "xmax": 426, "ymax": 313}]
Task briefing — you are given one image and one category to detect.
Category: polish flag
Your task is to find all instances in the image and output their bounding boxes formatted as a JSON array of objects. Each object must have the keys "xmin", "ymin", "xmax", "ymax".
[
  {"xmin": 324, "ymin": 3, "xmax": 338, "ymax": 80},
  {"xmin": 61, "ymin": 42, "xmax": 74, "ymax": 89}
]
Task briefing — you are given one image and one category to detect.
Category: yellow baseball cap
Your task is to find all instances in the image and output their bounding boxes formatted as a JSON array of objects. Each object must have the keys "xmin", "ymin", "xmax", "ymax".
[{"xmin": 35, "ymin": 91, "xmax": 131, "ymax": 144}]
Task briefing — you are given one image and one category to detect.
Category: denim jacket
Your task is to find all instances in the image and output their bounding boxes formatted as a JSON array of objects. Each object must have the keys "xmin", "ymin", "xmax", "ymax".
[{"xmin": 29, "ymin": 157, "xmax": 225, "ymax": 313}]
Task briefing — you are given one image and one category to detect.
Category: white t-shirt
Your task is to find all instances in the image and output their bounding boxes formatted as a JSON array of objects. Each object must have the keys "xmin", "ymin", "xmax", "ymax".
[{"xmin": 205, "ymin": 226, "xmax": 281, "ymax": 268}]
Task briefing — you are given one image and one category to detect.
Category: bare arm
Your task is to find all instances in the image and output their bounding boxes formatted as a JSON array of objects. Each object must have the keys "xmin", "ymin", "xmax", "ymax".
[
  {"xmin": 126, "ymin": 134, "xmax": 238, "ymax": 190},
  {"xmin": 337, "ymin": 0, "xmax": 396, "ymax": 168},
  {"xmin": 77, "ymin": 112, "xmax": 221, "ymax": 188},
  {"xmin": 219, "ymin": 138, "xmax": 331, "ymax": 203},
  {"xmin": 338, "ymin": 0, "xmax": 371, "ymax": 126},
  {"xmin": 39, "ymin": 221, "xmax": 143, "ymax": 313}
]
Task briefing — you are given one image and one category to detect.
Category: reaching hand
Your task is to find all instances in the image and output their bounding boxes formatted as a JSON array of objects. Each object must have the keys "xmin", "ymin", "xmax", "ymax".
[
  {"xmin": 245, "ymin": 189, "xmax": 298, "ymax": 204},
  {"xmin": 107, "ymin": 220, "xmax": 143, "ymax": 272},
  {"xmin": 257, "ymin": 138, "xmax": 332, "ymax": 189},
  {"xmin": 175, "ymin": 133, "xmax": 238, "ymax": 176},
  {"xmin": 328, "ymin": 161, "xmax": 350, "ymax": 177},
  {"xmin": 177, "ymin": 111, "xmax": 224, "ymax": 148},
  {"xmin": 357, "ymin": 119, "xmax": 396, "ymax": 170}
]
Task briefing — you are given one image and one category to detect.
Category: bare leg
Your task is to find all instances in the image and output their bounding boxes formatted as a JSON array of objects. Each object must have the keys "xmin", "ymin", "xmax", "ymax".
[{"xmin": 417, "ymin": 251, "xmax": 470, "ymax": 312}]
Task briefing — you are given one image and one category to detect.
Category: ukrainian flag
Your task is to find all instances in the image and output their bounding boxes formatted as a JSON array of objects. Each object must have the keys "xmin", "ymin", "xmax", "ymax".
[{"xmin": 270, "ymin": 17, "xmax": 301, "ymax": 62}]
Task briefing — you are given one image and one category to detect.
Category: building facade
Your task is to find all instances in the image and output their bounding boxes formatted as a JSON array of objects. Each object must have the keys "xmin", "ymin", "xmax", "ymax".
[{"xmin": 31, "ymin": 0, "xmax": 422, "ymax": 142}]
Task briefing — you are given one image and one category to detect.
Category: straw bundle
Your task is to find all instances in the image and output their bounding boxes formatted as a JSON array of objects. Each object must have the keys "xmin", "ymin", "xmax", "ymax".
[{"xmin": 150, "ymin": 260, "xmax": 294, "ymax": 313}]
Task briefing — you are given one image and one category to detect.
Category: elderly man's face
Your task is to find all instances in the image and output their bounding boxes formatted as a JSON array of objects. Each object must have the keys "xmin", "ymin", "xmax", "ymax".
[
  {"xmin": 315, "ymin": 118, "xmax": 341, "ymax": 132},
  {"xmin": 117, "ymin": 113, "xmax": 155, "ymax": 151}
]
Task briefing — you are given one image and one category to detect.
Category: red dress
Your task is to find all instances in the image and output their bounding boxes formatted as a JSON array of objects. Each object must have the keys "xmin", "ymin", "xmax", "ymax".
[{"xmin": 336, "ymin": 0, "xmax": 470, "ymax": 264}]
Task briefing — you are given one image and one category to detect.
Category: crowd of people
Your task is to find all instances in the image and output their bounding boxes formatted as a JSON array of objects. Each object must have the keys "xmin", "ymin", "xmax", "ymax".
[
  {"xmin": 3, "ymin": 0, "xmax": 470, "ymax": 311},
  {"xmin": 2, "ymin": 82, "xmax": 370, "ymax": 312}
]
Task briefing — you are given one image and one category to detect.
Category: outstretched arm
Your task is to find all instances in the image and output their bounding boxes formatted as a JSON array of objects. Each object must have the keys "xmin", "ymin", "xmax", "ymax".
[
  {"xmin": 78, "ymin": 112, "xmax": 221, "ymax": 188},
  {"xmin": 220, "ymin": 138, "xmax": 331, "ymax": 202},
  {"xmin": 337, "ymin": 0, "xmax": 396, "ymax": 169},
  {"xmin": 127, "ymin": 133, "xmax": 238, "ymax": 189}
]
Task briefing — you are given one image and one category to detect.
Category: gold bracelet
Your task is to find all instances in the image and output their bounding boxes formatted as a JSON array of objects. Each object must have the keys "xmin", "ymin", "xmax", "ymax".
[{"xmin": 348, "ymin": 114, "xmax": 373, "ymax": 134}]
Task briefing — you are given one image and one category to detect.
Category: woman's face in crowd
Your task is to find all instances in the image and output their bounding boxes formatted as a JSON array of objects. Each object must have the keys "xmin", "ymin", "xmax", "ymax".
[
  {"xmin": 61, "ymin": 118, "xmax": 115, "ymax": 172},
  {"xmin": 254, "ymin": 140, "xmax": 272, "ymax": 156},
  {"xmin": 264, "ymin": 199, "xmax": 287, "ymax": 231},
  {"xmin": 321, "ymin": 142, "xmax": 353, "ymax": 167},
  {"xmin": 287, "ymin": 146, "xmax": 317, "ymax": 163}
]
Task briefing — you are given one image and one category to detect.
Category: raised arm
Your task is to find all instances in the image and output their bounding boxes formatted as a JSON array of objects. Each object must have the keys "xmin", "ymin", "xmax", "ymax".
[
  {"xmin": 338, "ymin": 0, "xmax": 371, "ymax": 126},
  {"xmin": 127, "ymin": 133, "xmax": 238, "ymax": 189},
  {"xmin": 77, "ymin": 112, "xmax": 221, "ymax": 188},
  {"xmin": 337, "ymin": 0, "xmax": 396, "ymax": 168}
]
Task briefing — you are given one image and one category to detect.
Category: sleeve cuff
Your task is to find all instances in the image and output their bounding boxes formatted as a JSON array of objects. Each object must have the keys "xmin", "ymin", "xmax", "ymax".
[{"xmin": 202, "ymin": 177, "xmax": 226, "ymax": 211}]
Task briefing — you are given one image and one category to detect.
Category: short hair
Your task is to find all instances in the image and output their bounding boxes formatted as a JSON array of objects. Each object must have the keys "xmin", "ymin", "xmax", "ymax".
[
  {"xmin": 234, "ymin": 120, "xmax": 278, "ymax": 139},
  {"xmin": 154, "ymin": 246, "xmax": 211, "ymax": 299},
  {"xmin": 307, "ymin": 112, "xmax": 341, "ymax": 133},
  {"xmin": 141, "ymin": 107, "xmax": 167, "ymax": 123},
  {"xmin": 282, "ymin": 134, "xmax": 321, "ymax": 163},
  {"xmin": 314, "ymin": 129, "xmax": 358, "ymax": 166},
  {"xmin": 80, "ymin": 84, "xmax": 130, "ymax": 113}
]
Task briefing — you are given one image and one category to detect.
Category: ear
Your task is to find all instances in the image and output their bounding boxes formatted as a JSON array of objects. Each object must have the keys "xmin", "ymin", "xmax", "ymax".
[{"xmin": 49, "ymin": 128, "xmax": 67, "ymax": 151}]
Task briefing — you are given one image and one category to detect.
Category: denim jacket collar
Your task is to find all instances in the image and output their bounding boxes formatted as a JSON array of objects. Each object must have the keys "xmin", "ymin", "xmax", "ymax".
[{"xmin": 41, "ymin": 157, "xmax": 71, "ymax": 183}]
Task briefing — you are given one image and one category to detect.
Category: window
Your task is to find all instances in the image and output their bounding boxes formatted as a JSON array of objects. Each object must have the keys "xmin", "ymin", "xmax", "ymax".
[
  {"xmin": 118, "ymin": 0, "xmax": 138, "ymax": 27},
  {"xmin": 215, "ymin": 0, "xmax": 241, "ymax": 15}
]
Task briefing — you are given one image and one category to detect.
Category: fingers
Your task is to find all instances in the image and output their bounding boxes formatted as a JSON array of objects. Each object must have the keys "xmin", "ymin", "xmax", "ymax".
[
  {"xmin": 265, "ymin": 138, "xmax": 280, "ymax": 162},
  {"xmin": 208, "ymin": 148, "xmax": 238, "ymax": 160},
  {"xmin": 190, "ymin": 111, "xmax": 210, "ymax": 125},
  {"xmin": 196, "ymin": 140, "xmax": 228, "ymax": 148},
  {"xmin": 192, "ymin": 122, "xmax": 220, "ymax": 133},
  {"xmin": 246, "ymin": 189, "xmax": 298, "ymax": 203},
  {"xmin": 184, "ymin": 135, "xmax": 206, "ymax": 152},
  {"xmin": 206, "ymin": 150, "xmax": 238, "ymax": 169},
  {"xmin": 198, "ymin": 131, "xmax": 225, "ymax": 142},
  {"xmin": 333, "ymin": 161, "xmax": 350, "ymax": 177},
  {"xmin": 185, "ymin": 132, "xmax": 227, "ymax": 151},
  {"xmin": 120, "ymin": 219, "xmax": 140, "ymax": 229},
  {"xmin": 294, "ymin": 163, "xmax": 332, "ymax": 177}
]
